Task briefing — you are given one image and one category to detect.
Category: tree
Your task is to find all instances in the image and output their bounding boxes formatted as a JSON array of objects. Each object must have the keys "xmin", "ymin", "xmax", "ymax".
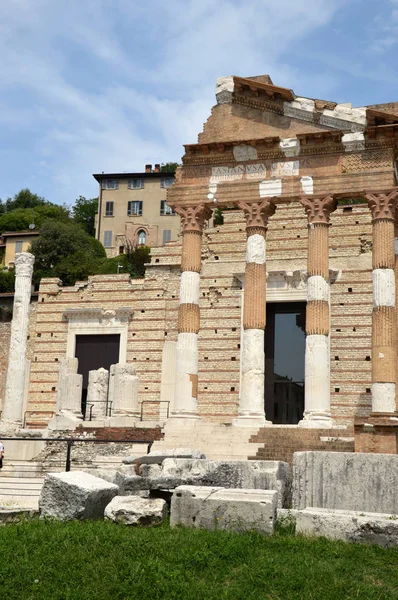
[
  {"xmin": 30, "ymin": 220, "xmax": 106, "ymax": 287},
  {"xmin": 213, "ymin": 207, "xmax": 224, "ymax": 226},
  {"xmin": 0, "ymin": 269, "xmax": 15, "ymax": 293},
  {"xmin": 72, "ymin": 196, "xmax": 98, "ymax": 237},
  {"xmin": 160, "ymin": 162, "xmax": 179, "ymax": 173},
  {"xmin": 0, "ymin": 204, "xmax": 70, "ymax": 234},
  {"xmin": 1, "ymin": 189, "xmax": 49, "ymax": 212}
]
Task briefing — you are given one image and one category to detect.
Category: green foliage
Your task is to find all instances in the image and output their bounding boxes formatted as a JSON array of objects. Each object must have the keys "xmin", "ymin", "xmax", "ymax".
[
  {"xmin": 0, "ymin": 268, "xmax": 15, "ymax": 292},
  {"xmin": 213, "ymin": 207, "xmax": 224, "ymax": 226},
  {"xmin": 0, "ymin": 205, "xmax": 70, "ymax": 234},
  {"xmin": 0, "ymin": 188, "xmax": 49, "ymax": 214},
  {"xmin": 1, "ymin": 519, "xmax": 398, "ymax": 599},
  {"xmin": 96, "ymin": 245, "xmax": 151, "ymax": 278},
  {"xmin": 72, "ymin": 196, "xmax": 98, "ymax": 237},
  {"xmin": 30, "ymin": 220, "xmax": 106, "ymax": 287},
  {"xmin": 160, "ymin": 162, "xmax": 179, "ymax": 173}
]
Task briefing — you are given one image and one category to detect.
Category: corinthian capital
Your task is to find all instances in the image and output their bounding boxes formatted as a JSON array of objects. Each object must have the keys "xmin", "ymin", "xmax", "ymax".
[
  {"xmin": 14, "ymin": 252, "xmax": 35, "ymax": 278},
  {"xmin": 366, "ymin": 190, "xmax": 398, "ymax": 222},
  {"xmin": 174, "ymin": 204, "xmax": 212, "ymax": 233},
  {"xmin": 300, "ymin": 195, "xmax": 336, "ymax": 225},
  {"xmin": 238, "ymin": 199, "xmax": 276, "ymax": 234}
]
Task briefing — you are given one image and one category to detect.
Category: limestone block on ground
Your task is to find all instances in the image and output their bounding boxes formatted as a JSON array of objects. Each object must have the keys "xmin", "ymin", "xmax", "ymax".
[
  {"xmin": 296, "ymin": 508, "xmax": 398, "ymax": 547},
  {"xmin": 293, "ymin": 451, "xmax": 398, "ymax": 514},
  {"xmin": 146, "ymin": 459, "xmax": 290, "ymax": 508},
  {"xmin": 124, "ymin": 447, "xmax": 206, "ymax": 467},
  {"xmin": 170, "ymin": 486, "xmax": 277, "ymax": 534},
  {"xmin": 39, "ymin": 471, "xmax": 118, "ymax": 520},
  {"xmin": 83, "ymin": 469, "xmax": 125, "ymax": 493},
  {"xmin": 122, "ymin": 474, "xmax": 152, "ymax": 495},
  {"xmin": 105, "ymin": 496, "xmax": 167, "ymax": 525}
]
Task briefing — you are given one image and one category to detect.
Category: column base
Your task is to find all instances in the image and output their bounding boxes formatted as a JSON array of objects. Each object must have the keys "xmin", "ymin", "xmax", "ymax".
[
  {"xmin": 232, "ymin": 415, "xmax": 272, "ymax": 428},
  {"xmin": 298, "ymin": 412, "xmax": 333, "ymax": 429}
]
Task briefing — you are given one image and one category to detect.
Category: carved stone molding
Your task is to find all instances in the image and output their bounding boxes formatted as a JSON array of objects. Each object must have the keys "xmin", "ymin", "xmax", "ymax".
[
  {"xmin": 300, "ymin": 195, "xmax": 336, "ymax": 225},
  {"xmin": 366, "ymin": 190, "xmax": 398, "ymax": 222},
  {"xmin": 14, "ymin": 252, "xmax": 35, "ymax": 278},
  {"xmin": 64, "ymin": 307, "xmax": 132, "ymax": 324},
  {"xmin": 174, "ymin": 204, "xmax": 212, "ymax": 233},
  {"xmin": 238, "ymin": 199, "xmax": 276, "ymax": 234}
]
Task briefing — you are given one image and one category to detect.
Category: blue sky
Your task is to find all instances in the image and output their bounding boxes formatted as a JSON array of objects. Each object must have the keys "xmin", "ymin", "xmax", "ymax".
[{"xmin": 1, "ymin": 0, "xmax": 398, "ymax": 207}]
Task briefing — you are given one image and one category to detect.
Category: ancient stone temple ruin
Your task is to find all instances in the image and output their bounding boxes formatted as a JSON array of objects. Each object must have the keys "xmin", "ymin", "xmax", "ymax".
[{"xmin": 2, "ymin": 73, "xmax": 398, "ymax": 459}]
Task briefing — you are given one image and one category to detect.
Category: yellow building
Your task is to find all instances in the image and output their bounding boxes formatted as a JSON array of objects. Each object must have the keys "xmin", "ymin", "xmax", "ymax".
[
  {"xmin": 93, "ymin": 164, "xmax": 179, "ymax": 256},
  {"xmin": 0, "ymin": 231, "xmax": 40, "ymax": 267}
]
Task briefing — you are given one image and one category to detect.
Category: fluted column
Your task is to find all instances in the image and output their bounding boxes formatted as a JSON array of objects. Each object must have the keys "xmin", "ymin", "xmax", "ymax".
[
  {"xmin": 366, "ymin": 190, "xmax": 398, "ymax": 413},
  {"xmin": 2, "ymin": 252, "xmax": 35, "ymax": 425},
  {"xmin": 299, "ymin": 196, "xmax": 336, "ymax": 428},
  {"xmin": 234, "ymin": 199, "xmax": 276, "ymax": 427},
  {"xmin": 171, "ymin": 204, "xmax": 211, "ymax": 419}
]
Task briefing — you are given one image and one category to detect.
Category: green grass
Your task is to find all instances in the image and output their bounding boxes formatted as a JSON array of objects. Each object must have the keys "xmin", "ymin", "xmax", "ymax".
[{"xmin": 0, "ymin": 519, "xmax": 398, "ymax": 599}]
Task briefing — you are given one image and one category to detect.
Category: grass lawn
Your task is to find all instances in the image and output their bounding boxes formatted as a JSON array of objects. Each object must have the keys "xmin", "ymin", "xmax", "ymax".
[{"xmin": 0, "ymin": 519, "xmax": 397, "ymax": 599}]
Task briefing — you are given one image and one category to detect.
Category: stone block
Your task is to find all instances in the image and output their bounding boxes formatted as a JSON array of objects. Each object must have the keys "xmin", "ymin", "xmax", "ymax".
[
  {"xmin": 293, "ymin": 451, "xmax": 398, "ymax": 514},
  {"xmin": 170, "ymin": 486, "xmax": 277, "ymax": 534},
  {"xmin": 87, "ymin": 368, "xmax": 109, "ymax": 419},
  {"xmin": 105, "ymin": 496, "xmax": 167, "ymax": 526},
  {"xmin": 39, "ymin": 471, "xmax": 118, "ymax": 520},
  {"xmin": 124, "ymin": 447, "xmax": 206, "ymax": 467},
  {"xmin": 146, "ymin": 459, "xmax": 290, "ymax": 508},
  {"xmin": 296, "ymin": 508, "xmax": 398, "ymax": 547},
  {"xmin": 109, "ymin": 363, "xmax": 139, "ymax": 417}
]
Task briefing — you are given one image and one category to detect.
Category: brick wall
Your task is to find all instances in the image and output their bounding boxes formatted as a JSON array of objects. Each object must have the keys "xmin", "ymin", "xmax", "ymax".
[
  {"xmin": 26, "ymin": 202, "xmax": 373, "ymax": 428},
  {"xmin": 250, "ymin": 426, "xmax": 355, "ymax": 466}
]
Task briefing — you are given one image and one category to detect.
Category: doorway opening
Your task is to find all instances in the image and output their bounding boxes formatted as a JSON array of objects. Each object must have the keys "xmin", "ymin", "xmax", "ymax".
[
  {"xmin": 75, "ymin": 334, "xmax": 120, "ymax": 417},
  {"xmin": 264, "ymin": 302, "xmax": 305, "ymax": 424}
]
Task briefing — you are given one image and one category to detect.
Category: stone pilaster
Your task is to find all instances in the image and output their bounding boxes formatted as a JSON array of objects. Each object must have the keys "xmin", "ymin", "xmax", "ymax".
[
  {"xmin": 87, "ymin": 367, "xmax": 109, "ymax": 420},
  {"xmin": 234, "ymin": 199, "xmax": 276, "ymax": 427},
  {"xmin": 2, "ymin": 252, "xmax": 35, "ymax": 425},
  {"xmin": 366, "ymin": 190, "xmax": 398, "ymax": 413},
  {"xmin": 171, "ymin": 204, "xmax": 211, "ymax": 419},
  {"xmin": 299, "ymin": 195, "xmax": 336, "ymax": 427}
]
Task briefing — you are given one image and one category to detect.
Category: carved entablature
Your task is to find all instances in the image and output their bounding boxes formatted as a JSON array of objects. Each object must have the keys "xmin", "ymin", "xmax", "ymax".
[
  {"xmin": 238, "ymin": 199, "xmax": 276, "ymax": 234},
  {"xmin": 174, "ymin": 205, "xmax": 213, "ymax": 233},
  {"xmin": 365, "ymin": 190, "xmax": 398, "ymax": 222},
  {"xmin": 300, "ymin": 195, "xmax": 336, "ymax": 225}
]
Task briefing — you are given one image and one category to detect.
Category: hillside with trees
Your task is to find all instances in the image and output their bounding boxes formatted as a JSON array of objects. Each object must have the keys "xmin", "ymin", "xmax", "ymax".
[{"xmin": 0, "ymin": 189, "xmax": 151, "ymax": 291}]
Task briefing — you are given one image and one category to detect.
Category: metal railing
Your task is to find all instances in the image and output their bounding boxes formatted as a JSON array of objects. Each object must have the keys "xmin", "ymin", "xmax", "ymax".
[
  {"xmin": 23, "ymin": 411, "xmax": 55, "ymax": 428},
  {"xmin": 140, "ymin": 401, "xmax": 170, "ymax": 421},
  {"xmin": 0, "ymin": 437, "xmax": 157, "ymax": 504},
  {"xmin": 86, "ymin": 401, "xmax": 113, "ymax": 422}
]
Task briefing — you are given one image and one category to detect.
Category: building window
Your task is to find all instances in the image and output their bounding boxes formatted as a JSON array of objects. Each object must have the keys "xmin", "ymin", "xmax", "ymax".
[
  {"xmin": 105, "ymin": 201, "xmax": 114, "ymax": 216},
  {"xmin": 162, "ymin": 230, "xmax": 171, "ymax": 245},
  {"xmin": 103, "ymin": 231, "xmax": 113, "ymax": 247},
  {"xmin": 102, "ymin": 179, "xmax": 119, "ymax": 190},
  {"xmin": 160, "ymin": 177, "xmax": 174, "ymax": 189},
  {"xmin": 119, "ymin": 246, "xmax": 125, "ymax": 255},
  {"xmin": 15, "ymin": 241, "xmax": 23, "ymax": 253},
  {"xmin": 137, "ymin": 230, "xmax": 146, "ymax": 245},
  {"xmin": 127, "ymin": 201, "xmax": 143, "ymax": 216},
  {"xmin": 128, "ymin": 178, "xmax": 144, "ymax": 189},
  {"xmin": 160, "ymin": 200, "xmax": 174, "ymax": 215}
]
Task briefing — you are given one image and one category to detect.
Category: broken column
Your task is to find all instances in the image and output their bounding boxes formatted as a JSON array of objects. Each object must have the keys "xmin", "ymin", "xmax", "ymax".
[
  {"xmin": 2, "ymin": 252, "xmax": 35, "ymax": 425},
  {"xmin": 234, "ymin": 199, "xmax": 276, "ymax": 427},
  {"xmin": 56, "ymin": 357, "xmax": 83, "ymax": 417},
  {"xmin": 366, "ymin": 190, "xmax": 398, "ymax": 412},
  {"xmin": 109, "ymin": 363, "xmax": 139, "ymax": 417},
  {"xmin": 299, "ymin": 195, "xmax": 336, "ymax": 427},
  {"xmin": 87, "ymin": 368, "xmax": 109, "ymax": 420},
  {"xmin": 170, "ymin": 204, "xmax": 212, "ymax": 420}
]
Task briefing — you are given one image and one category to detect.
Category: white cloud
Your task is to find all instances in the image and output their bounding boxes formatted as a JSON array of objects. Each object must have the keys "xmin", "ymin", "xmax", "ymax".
[{"xmin": 0, "ymin": 0, "xmax": 345, "ymax": 204}]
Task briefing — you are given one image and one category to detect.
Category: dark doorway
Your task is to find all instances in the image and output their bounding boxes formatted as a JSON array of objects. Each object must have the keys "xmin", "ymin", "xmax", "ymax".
[
  {"xmin": 75, "ymin": 334, "xmax": 120, "ymax": 417},
  {"xmin": 265, "ymin": 302, "xmax": 305, "ymax": 424}
]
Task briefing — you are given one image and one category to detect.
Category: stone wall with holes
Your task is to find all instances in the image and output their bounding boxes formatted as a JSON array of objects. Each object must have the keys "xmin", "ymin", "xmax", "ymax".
[{"xmin": 23, "ymin": 201, "xmax": 373, "ymax": 427}]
